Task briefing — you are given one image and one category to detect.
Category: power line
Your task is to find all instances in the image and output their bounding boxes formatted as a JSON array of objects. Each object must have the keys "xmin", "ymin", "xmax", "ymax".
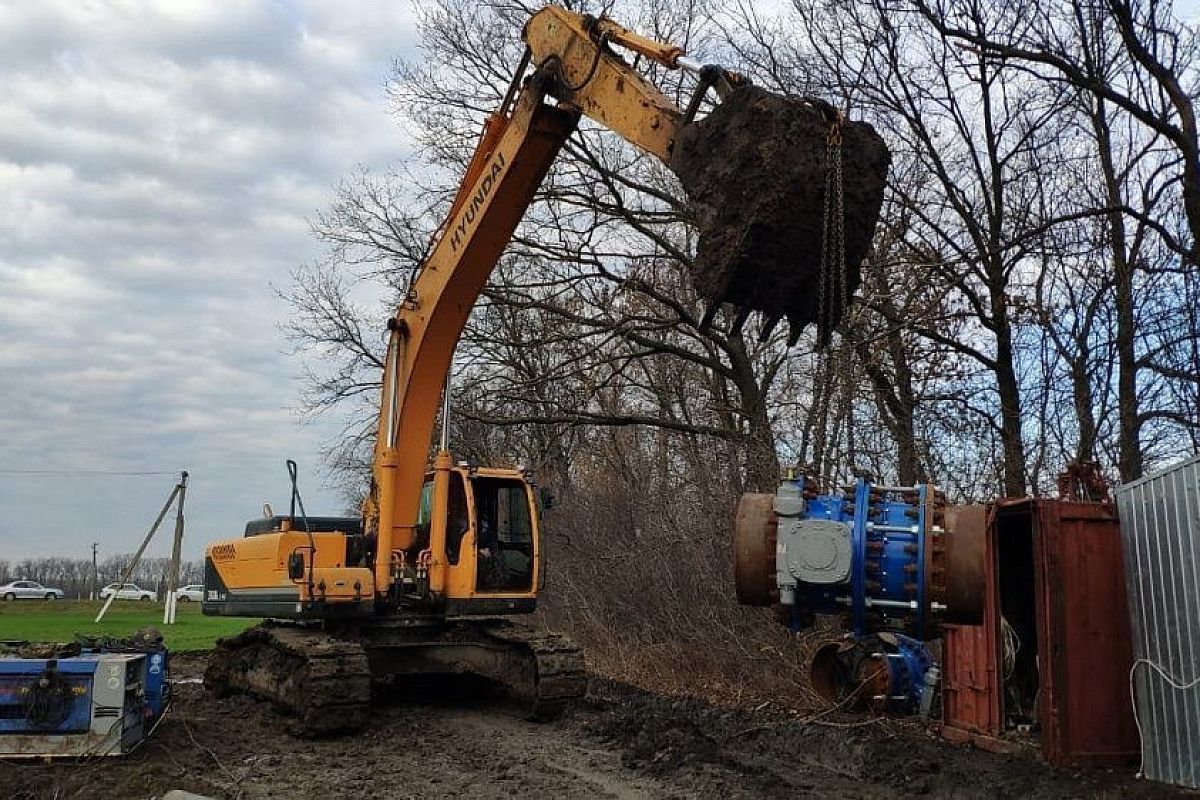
[{"xmin": 0, "ymin": 469, "xmax": 180, "ymax": 477}]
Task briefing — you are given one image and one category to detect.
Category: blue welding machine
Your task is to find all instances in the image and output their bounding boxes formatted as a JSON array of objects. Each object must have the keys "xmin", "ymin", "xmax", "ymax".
[{"xmin": 0, "ymin": 643, "xmax": 169, "ymax": 757}]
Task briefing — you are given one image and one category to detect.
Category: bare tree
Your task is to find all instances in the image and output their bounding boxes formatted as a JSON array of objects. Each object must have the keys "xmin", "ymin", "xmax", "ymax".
[
  {"xmin": 908, "ymin": 0, "xmax": 1200, "ymax": 480},
  {"xmin": 286, "ymin": 0, "xmax": 812, "ymax": 495},
  {"xmin": 789, "ymin": 1, "xmax": 1094, "ymax": 495},
  {"xmin": 910, "ymin": 0, "xmax": 1200, "ymax": 263}
]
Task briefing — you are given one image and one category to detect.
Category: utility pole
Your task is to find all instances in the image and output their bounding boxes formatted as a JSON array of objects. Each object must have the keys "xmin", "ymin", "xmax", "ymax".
[
  {"xmin": 163, "ymin": 471, "xmax": 188, "ymax": 625},
  {"xmin": 91, "ymin": 542, "xmax": 99, "ymax": 601},
  {"xmin": 95, "ymin": 473, "xmax": 186, "ymax": 624}
]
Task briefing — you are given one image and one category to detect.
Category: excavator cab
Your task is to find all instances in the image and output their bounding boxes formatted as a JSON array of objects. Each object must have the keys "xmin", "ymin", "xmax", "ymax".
[
  {"xmin": 204, "ymin": 462, "xmax": 543, "ymax": 619},
  {"xmin": 407, "ymin": 464, "xmax": 541, "ymax": 607},
  {"xmin": 472, "ymin": 474, "xmax": 537, "ymax": 592}
]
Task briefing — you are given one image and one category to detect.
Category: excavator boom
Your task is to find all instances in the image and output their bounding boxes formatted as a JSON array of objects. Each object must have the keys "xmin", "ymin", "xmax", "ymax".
[
  {"xmin": 370, "ymin": 78, "xmax": 578, "ymax": 593},
  {"xmin": 369, "ymin": 6, "xmax": 722, "ymax": 598}
]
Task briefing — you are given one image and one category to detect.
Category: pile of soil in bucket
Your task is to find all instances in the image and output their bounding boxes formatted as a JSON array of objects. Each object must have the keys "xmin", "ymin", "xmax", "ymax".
[{"xmin": 671, "ymin": 86, "xmax": 890, "ymax": 345}]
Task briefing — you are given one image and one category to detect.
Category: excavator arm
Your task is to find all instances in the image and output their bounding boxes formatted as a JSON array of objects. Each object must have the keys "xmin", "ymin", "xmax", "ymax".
[{"xmin": 368, "ymin": 7, "xmax": 725, "ymax": 597}]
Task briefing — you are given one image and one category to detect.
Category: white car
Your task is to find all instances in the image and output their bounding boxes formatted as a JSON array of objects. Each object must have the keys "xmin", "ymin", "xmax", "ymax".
[
  {"xmin": 174, "ymin": 584, "xmax": 204, "ymax": 603},
  {"xmin": 0, "ymin": 580, "xmax": 64, "ymax": 601},
  {"xmin": 99, "ymin": 583, "xmax": 155, "ymax": 602}
]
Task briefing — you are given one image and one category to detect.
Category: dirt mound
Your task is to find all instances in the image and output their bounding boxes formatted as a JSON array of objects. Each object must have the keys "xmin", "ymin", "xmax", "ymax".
[
  {"xmin": 586, "ymin": 678, "xmax": 1172, "ymax": 799},
  {"xmin": 671, "ymin": 86, "xmax": 890, "ymax": 344},
  {"xmin": 589, "ymin": 692, "xmax": 723, "ymax": 775}
]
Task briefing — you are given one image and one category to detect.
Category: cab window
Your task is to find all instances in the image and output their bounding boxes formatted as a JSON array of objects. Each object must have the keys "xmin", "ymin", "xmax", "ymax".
[
  {"xmin": 417, "ymin": 474, "xmax": 469, "ymax": 564},
  {"xmin": 445, "ymin": 472, "xmax": 468, "ymax": 565},
  {"xmin": 473, "ymin": 477, "xmax": 534, "ymax": 591},
  {"xmin": 417, "ymin": 480, "xmax": 433, "ymax": 527}
]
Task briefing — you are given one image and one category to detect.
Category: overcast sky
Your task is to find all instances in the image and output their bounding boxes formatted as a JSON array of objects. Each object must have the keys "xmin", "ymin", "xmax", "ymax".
[
  {"xmin": 4, "ymin": 1, "xmax": 1200, "ymax": 568},
  {"xmin": 0, "ymin": 1, "xmax": 416, "ymax": 562}
]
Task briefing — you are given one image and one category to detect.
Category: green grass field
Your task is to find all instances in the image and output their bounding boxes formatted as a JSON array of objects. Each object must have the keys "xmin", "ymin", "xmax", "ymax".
[{"xmin": 0, "ymin": 600, "xmax": 258, "ymax": 651}]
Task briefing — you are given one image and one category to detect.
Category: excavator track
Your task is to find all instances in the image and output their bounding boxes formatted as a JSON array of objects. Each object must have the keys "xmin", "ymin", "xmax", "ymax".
[
  {"xmin": 477, "ymin": 621, "xmax": 588, "ymax": 721},
  {"xmin": 204, "ymin": 618, "xmax": 585, "ymax": 736},
  {"xmin": 204, "ymin": 623, "xmax": 371, "ymax": 736}
]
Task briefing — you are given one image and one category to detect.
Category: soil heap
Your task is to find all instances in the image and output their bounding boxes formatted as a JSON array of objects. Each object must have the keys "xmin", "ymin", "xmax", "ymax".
[{"xmin": 670, "ymin": 86, "xmax": 890, "ymax": 344}]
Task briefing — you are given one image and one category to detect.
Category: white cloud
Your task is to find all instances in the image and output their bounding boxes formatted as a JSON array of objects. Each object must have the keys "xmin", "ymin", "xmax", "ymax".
[{"xmin": 0, "ymin": 0, "xmax": 418, "ymax": 562}]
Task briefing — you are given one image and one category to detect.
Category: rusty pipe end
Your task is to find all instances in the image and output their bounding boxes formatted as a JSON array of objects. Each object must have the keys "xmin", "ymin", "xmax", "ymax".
[
  {"xmin": 809, "ymin": 641, "xmax": 846, "ymax": 705},
  {"xmin": 810, "ymin": 640, "xmax": 891, "ymax": 711},
  {"xmin": 733, "ymin": 492, "xmax": 777, "ymax": 606},
  {"xmin": 940, "ymin": 504, "xmax": 987, "ymax": 626}
]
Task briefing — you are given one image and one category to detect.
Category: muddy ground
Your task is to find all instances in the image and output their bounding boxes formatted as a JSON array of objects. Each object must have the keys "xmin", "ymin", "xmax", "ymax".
[{"xmin": 2, "ymin": 653, "xmax": 1186, "ymax": 800}]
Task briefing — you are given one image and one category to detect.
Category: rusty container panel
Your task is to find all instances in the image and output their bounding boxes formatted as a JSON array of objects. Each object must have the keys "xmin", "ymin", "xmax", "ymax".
[
  {"xmin": 1031, "ymin": 500, "xmax": 1138, "ymax": 767},
  {"xmin": 1116, "ymin": 455, "xmax": 1200, "ymax": 789},
  {"xmin": 942, "ymin": 623, "xmax": 1002, "ymax": 735},
  {"xmin": 941, "ymin": 506, "xmax": 1001, "ymax": 737}
]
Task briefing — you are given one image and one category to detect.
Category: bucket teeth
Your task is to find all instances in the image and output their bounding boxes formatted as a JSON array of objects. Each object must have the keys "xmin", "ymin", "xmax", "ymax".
[
  {"xmin": 758, "ymin": 313, "xmax": 782, "ymax": 342},
  {"xmin": 730, "ymin": 306, "xmax": 751, "ymax": 335},
  {"xmin": 786, "ymin": 321, "xmax": 803, "ymax": 348}
]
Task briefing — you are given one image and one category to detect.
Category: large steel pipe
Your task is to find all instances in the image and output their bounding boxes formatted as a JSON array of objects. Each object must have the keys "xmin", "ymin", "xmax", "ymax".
[{"xmin": 732, "ymin": 480, "xmax": 985, "ymax": 634}]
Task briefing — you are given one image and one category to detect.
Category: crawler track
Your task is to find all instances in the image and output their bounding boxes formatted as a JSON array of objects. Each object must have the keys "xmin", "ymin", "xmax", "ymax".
[
  {"xmin": 204, "ymin": 619, "xmax": 586, "ymax": 736},
  {"xmin": 204, "ymin": 623, "xmax": 371, "ymax": 735},
  {"xmin": 480, "ymin": 621, "xmax": 588, "ymax": 721}
]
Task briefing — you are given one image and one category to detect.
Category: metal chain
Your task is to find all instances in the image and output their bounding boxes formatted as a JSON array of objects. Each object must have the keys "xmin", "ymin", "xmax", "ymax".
[
  {"xmin": 817, "ymin": 142, "xmax": 832, "ymax": 346},
  {"xmin": 818, "ymin": 111, "xmax": 855, "ymax": 466},
  {"xmin": 830, "ymin": 118, "xmax": 854, "ymax": 449},
  {"xmin": 820, "ymin": 112, "xmax": 846, "ymax": 343},
  {"xmin": 833, "ymin": 126, "xmax": 846, "ymax": 338},
  {"xmin": 814, "ymin": 124, "xmax": 833, "ymax": 468}
]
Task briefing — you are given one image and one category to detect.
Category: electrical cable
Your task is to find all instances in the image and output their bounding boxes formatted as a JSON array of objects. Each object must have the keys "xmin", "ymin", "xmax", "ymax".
[
  {"xmin": 124, "ymin": 702, "xmax": 171, "ymax": 756},
  {"xmin": 1000, "ymin": 615, "xmax": 1020, "ymax": 681},
  {"xmin": 1129, "ymin": 658, "xmax": 1200, "ymax": 779},
  {"xmin": 0, "ymin": 469, "xmax": 178, "ymax": 477},
  {"xmin": 22, "ymin": 666, "xmax": 74, "ymax": 727}
]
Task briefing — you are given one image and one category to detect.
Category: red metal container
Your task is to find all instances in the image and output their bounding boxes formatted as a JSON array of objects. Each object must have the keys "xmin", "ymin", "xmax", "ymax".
[
  {"xmin": 941, "ymin": 506, "xmax": 1002, "ymax": 741},
  {"xmin": 941, "ymin": 498, "xmax": 1138, "ymax": 767}
]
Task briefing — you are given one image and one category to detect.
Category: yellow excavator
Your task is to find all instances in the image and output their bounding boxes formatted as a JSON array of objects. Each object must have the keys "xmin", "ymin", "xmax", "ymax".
[{"xmin": 202, "ymin": 5, "xmax": 888, "ymax": 734}]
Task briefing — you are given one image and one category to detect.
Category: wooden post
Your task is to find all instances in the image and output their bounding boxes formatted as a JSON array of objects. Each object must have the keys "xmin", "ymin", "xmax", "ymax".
[
  {"xmin": 94, "ymin": 478, "xmax": 182, "ymax": 624},
  {"xmin": 163, "ymin": 471, "xmax": 188, "ymax": 625}
]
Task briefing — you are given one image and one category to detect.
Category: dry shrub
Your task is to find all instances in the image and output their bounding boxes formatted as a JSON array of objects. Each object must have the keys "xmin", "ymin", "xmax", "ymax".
[{"xmin": 532, "ymin": 428, "xmax": 825, "ymax": 710}]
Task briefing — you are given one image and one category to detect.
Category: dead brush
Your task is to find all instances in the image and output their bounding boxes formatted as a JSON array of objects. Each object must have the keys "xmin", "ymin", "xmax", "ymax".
[{"xmin": 533, "ymin": 455, "xmax": 830, "ymax": 712}]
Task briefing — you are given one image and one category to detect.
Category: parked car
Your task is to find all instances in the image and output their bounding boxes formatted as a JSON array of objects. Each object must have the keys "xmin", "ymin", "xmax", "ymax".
[
  {"xmin": 0, "ymin": 580, "xmax": 64, "ymax": 601},
  {"xmin": 99, "ymin": 583, "xmax": 155, "ymax": 602},
  {"xmin": 174, "ymin": 584, "xmax": 204, "ymax": 603}
]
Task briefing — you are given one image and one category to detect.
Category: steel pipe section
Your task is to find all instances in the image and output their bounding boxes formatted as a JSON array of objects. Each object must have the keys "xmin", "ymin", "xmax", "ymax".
[
  {"xmin": 733, "ymin": 476, "xmax": 984, "ymax": 637},
  {"xmin": 810, "ymin": 633, "xmax": 936, "ymax": 714}
]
